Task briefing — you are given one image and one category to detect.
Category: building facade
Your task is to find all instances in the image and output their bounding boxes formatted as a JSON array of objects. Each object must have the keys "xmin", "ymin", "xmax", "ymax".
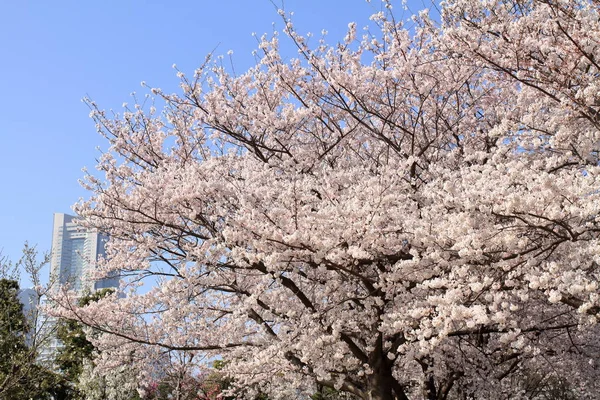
[
  {"xmin": 17, "ymin": 288, "xmax": 39, "ymax": 346},
  {"xmin": 50, "ymin": 213, "xmax": 118, "ymax": 292},
  {"xmin": 39, "ymin": 213, "xmax": 119, "ymax": 365}
]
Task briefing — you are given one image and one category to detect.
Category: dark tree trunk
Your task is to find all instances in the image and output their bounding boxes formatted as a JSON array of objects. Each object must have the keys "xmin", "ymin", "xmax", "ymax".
[
  {"xmin": 366, "ymin": 369, "xmax": 407, "ymax": 400},
  {"xmin": 365, "ymin": 334, "xmax": 410, "ymax": 400}
]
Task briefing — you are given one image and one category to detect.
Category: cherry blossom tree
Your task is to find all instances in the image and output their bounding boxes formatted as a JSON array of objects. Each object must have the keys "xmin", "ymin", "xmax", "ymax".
[{"xmin": 52, "ymin": 0, "xmax": 600, "ymax": 399}]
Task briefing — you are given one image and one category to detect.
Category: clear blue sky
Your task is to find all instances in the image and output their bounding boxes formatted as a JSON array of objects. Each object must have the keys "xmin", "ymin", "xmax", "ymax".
[{"xmin": 0, "ymin": 1, "xmax": 428, "ymax": 284}]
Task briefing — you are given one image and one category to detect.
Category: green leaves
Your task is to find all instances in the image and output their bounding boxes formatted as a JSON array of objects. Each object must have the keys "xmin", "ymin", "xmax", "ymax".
[
  {"xmin": 0, "ymin": 279, "xmax": 71, "ymax": 399},
  {"xmin": 55, "ymin": 288, "xmax": 116, "ymax": 398}
]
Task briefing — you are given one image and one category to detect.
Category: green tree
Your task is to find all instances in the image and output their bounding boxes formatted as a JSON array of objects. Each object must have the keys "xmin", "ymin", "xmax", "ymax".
[
  {"xmin": 0, "ymin": 278, "xmax": 70, "ymax": 399},
  {"xmin": 0, "ymin": 278, "xmax": 30, "ymax": 397},
  {"xmin": 55, "ymin": 288, "xmax": 116, "ymax": 398}
]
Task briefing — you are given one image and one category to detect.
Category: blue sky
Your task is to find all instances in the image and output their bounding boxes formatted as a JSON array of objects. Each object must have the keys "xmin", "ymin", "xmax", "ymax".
[{"xmin": 0, "ymin": 0, "xmax": 427, "ymax": 284}]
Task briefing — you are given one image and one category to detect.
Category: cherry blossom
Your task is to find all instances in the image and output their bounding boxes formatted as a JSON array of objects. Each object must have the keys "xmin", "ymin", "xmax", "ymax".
[{"xmin": 51, "ymin": 1, "xmax": 600, "ymax": 399}]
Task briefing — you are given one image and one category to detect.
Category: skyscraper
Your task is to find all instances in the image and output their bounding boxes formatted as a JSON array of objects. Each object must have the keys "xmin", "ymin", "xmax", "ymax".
[
  {"xmin": 50, "ymin": 213, "xmax": 118, "ymax": 292},
  {"xmin": 39, "ymin": 213, "xmax": 119, "ymax": 365},
  {"xmin": 17, "ymin": 288, "xmax": 39, "ymax": 346}
]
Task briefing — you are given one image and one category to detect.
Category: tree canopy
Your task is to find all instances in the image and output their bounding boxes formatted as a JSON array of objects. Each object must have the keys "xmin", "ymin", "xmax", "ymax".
[
  {"xmin": 0, "ymin": 279, "xmax": 30, "ymax": 397},
  {"xmin": 0, "ymin": 278, "xmax": 69, "ymax": 399},
  {"xmin": 55, "ymin": 288, "xmax": 116, "ymax": 398},
  {"xmin": 53, "ymin": 0, "xmax": 600, "ymax": 399}
]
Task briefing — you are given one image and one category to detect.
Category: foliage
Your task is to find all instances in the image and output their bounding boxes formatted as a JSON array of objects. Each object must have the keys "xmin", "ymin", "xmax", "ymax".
[
  {"xmin": 199, "ymin": 361, "xmax": 234, "ymax": 400},
  {"xmin": 0, "ymin": 245, "xmax": 67, "ymax": 399},
  {"xmin": 53, "ymin": 0, "xmax": 600, "ymax": 399},
  {"xmin": 56, "ymin": 288, "xmax": 114, "ymax": 381},
  {"xmin": 0, "ymin": 278, "xmax": 72, "ymax": 399},
  {"xmin": 0, "ymin": 278, "xmax": 30, "ymax": 397},
  {"xmin": 55, "ymin": 316, "xmax": 94, "ymax": 387},
  {"xmin": 55, "ymin": 288, "xmax": 116, "ymax": 398}
]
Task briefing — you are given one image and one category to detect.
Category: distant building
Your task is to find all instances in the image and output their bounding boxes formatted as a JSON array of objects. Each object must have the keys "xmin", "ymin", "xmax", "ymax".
[
  {"xmin": 17, "ymin": 288, "xmax": 39, "ymax": 346},
  {"xmin": 50, "ymin": 213, "xmax": 118, "ymax": 292},
  {"xmin": 18, "ymin": 288, "xmax": 38, "ymax": 315},
  {"xmin": 40, "ymin": 213, "xmax": 119, "ymax": 365}
]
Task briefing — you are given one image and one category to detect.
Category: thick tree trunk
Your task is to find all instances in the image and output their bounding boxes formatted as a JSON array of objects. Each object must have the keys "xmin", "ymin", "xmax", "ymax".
[
  {"xmin": 365, "ymin": 334, "xmax": 410, "ymax": 400},
  {"xmin": 365, "ymin": 370, "xmax": 406, "ymax": 400},
  {"xmin": 417, "ymin": 357, "xmax": 438, "ymax": 400}
]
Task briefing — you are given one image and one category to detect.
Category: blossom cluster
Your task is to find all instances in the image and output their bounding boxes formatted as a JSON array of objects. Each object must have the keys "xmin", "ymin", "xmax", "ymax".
[{"xmin": 52, "ymin": 1, "xmax": 600, "ymax": 398}]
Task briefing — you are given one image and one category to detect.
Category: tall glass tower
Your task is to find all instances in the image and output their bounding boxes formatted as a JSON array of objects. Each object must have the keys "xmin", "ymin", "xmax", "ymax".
[
  {"xmin": 40, "ymin": 213, "xmax": 119, "ymax": 365},
  {"xmin": 50, "ymin": 213, "xmax": 118, "ymax": 292}
]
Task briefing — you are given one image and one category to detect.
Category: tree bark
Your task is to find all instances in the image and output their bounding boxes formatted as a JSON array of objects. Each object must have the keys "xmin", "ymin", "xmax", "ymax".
[{"xmin": 365, "ymin": 334, "xmax": 409, "ymax": 400}]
